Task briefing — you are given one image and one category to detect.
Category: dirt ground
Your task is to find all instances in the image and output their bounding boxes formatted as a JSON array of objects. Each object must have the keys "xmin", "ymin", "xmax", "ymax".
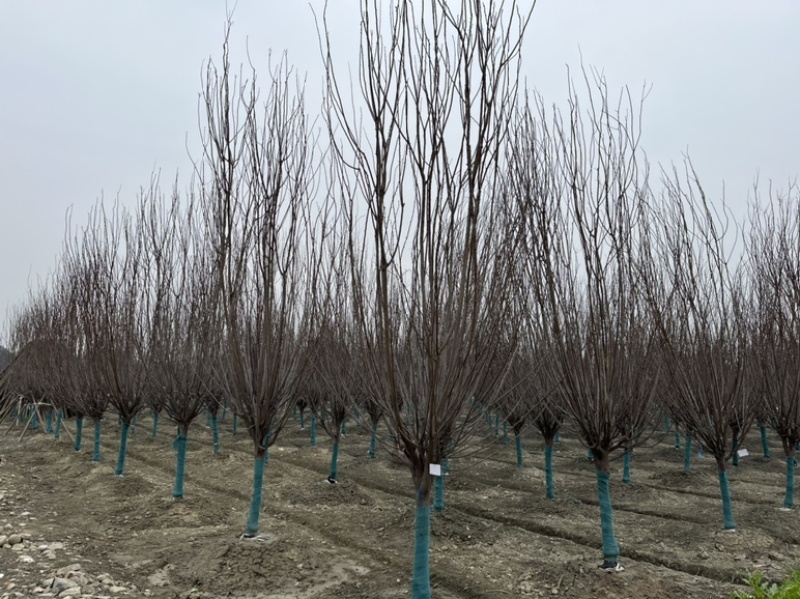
[{"xmin": 2, "ymin": 413, "xmax": 799, "ymax": 599}]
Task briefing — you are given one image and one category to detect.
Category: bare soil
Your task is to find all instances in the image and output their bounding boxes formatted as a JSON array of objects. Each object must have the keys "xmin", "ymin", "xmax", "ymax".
[{"xmin": 2, "ymin": 415, "xmax": 799, "ymax": 599}]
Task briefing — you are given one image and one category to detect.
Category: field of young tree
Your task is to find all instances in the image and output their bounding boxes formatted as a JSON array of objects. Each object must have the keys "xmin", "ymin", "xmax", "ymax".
[
  {"xmin": 2, "ymin": 2, "xmax": 799, "ymax": 599},
  {"xmin": 2, "ymin": 412, "xmax": 800, "ymax": 599}
]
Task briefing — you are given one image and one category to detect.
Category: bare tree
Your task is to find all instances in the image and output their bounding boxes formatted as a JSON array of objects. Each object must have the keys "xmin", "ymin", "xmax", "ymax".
[
  {"xmin": 322, "ymin": 1, "xmax": 532, "ymax": 595},
  {"xmin": 643, "ymin": 160, "xmax": 755, "ymax": 530},
  {"xmin": 749, "ymin": 184, "xmax": 800, "ymax": 509},
  {"xmin": 199, "ymin": 22, "xmax": 317, "ymax": 538},
  {"xmin": 515, "ymin": 76, "xmax": 658, "ymax": 571},
  {"xmin": 145, "ymin": 185, "xmax": 221, "ymax": 498}
]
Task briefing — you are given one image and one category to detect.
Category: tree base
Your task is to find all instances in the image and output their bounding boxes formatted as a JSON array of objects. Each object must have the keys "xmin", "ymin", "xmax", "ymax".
[
  {"xmin": 599, "ymin": 560, "xmax": 624, "ymax": 572},
  {"xmin": 239, "ymin": 533, "xmax": 270, "ymax": 542},
  {"xmin": 326, "ymin": 477, "xmax": 337, "ymax": 485}
]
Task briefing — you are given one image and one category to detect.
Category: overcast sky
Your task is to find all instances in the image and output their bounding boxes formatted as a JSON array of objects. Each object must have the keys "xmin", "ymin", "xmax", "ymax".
[{"xmin": 1, "ymin": 1, "xmax": 799, "ymax": 336}]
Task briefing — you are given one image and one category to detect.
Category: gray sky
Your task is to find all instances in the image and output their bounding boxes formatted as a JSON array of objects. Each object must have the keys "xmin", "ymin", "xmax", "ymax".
[{"xmin": 1, "ymin": 1, "xmax": 799, "ymax": 336}]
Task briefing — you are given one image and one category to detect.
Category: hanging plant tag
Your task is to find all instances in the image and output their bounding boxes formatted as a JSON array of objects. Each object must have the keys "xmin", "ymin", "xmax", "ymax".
[
  {"xmin": 429, "ymin": 463, "xmax": 442, "ymax": 476},
  {"xmin": 737, "ymin": 448, "xmax": 749, "ymax": 457}
]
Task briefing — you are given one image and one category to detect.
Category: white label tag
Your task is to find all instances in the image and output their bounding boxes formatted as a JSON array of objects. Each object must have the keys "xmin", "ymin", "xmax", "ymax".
[
  {"xmin": 429, "ymin": 463, "xmax": 442, "ymax": 476},
  {"xmin": 737, "ymin": 448, "xmax": 749, "ymax": 457}
]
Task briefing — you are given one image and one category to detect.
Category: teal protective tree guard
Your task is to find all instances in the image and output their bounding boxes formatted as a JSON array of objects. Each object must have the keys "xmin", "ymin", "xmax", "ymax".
[
  {"xmin": 74, "ymin": 416, "xmax": 84, "ymax": 452},
  {"xmin": 622, "ymin": 451, "xmax": 631, "ymax": 485},
  {"xmin": 173, "ymin": 434, "xmax": 188, "ymax": 498},
  {"xmin": 130, "ymin": 416, "xmax": 136, "ymax": 435},
  {"xmin": 92, "ymin": 420, "xmax": 102, "ymax": 462},
  {"xmin": 54, "ymin": 410, "xmax": 63, "ymax": 440},
  {"xmin": 683, "ymin": 433, "xmax": 693, "ymax": 472},
  {"xmin": 114, "ymin": 421, "xmax": 130, "ymax": 476},
  {"xmin": 587, "ymin": 448, "xmax": 594, "ymax": 461},
  {"xmin": 341, "ymin": 418, "xmax": 347, "ymax": 436},
  {"xmin": 46, "ymin": 410, "xmax": 53, "ymax": 434},
  {"xmin": 494, "ymin": 413, "xmax": 500, "ymax": 437},
  {"xmin": 300, "ymin": 410, "xmax": 305, "ymax": 430},
  {"xmin": 243, "ymin": 454, "xmax": 266, "ymax": 537},
  {"xmin": 368, "ymin": 425, "xmax": 377, "ymax": 458},
  {"xmin": 718, "ymin": 468, "xmax": 736, "ymax": 529},
  {"xmin": 212, "ymin": 413, "xmax": 220, "ymax": 454},
  {"xmin": 665, "ymin": 415, "xmax": 671, "ymax": 432},
  {"xmin": 596, "ymin": 470, "xmax": 620, "ymax": 561},
  {"xmin": 310, "ymin": 414, "xmax": 317, "ymax": 447},
  {"xmin": 222, "ymin": 404, "xmax": 227, "ymax": 422},
  {"xmin": 760, "ymin": 425, "xmax": 770, "ymax": 459},
  {"xmin": 515, "ymin": 434, "xmax": 523, "ymax": 468},
  {"xmin": 555, "ymin": 432, "xmax": 561, "ymax": 444},
  {"xmin": 152, "ymin": 411, "xmax": 160, "ymax": 439},
  {"xmin": 329, "ymin": 441, "xmax": 339, "ymax": 481},
  {"xmin": 502, "ymin": 421, "xmax": 508, "ymax": 446},
  {"xmin": 411, "ymin": 501, "xmax": 432, "ymax": 599},
  {"xmin": 674, "ymin": 429, "xmax": 680, "ymax": 449},
  {"xmin": 233, "ymin": 413, "xmax": 238, "ymax": 435},
  {"xmin": 545, "ymin": 444, "xmax": 555, "ymax": 499},
  {"xmin": 697, "ymin": 444, "xmax": 704, "ymax": 458},
  {"xmin": 434, "ymin": 474, "xmax": 445, "ymax": 512},
  {"xmin": 31, "ymin": 409, "xmax": 39, "ymax": 431},
  {"xmin": 732, "ymin": 434, "xmax": 739, "ymax": 467},
  {"xmin": 785, "ymin": 455, "xmax": 795, "ymax": 509},
  {"xmin": 293, "ymin": 405, "xmax": 298, "ymax": 420}
]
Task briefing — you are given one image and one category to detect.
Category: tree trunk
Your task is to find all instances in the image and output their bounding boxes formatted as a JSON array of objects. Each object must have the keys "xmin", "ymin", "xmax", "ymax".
[
  {"xmin": 173, "ymin": 424, "xmax": 189, "ymax": 499},
  {"xmin": 243, "ymin": 450, "xmax": 267, "ymax": 537},
  {"xmin": 328, "ymin": 440, "xmax": 340, "ymax": 482},
  {"xmin": 545, "ymin": 441, "xmax": 556, "ymax": 499},
  {"xmin": 784, "ymin": 455, "xmax": 795, "ymax": 509},
  {"xmin": 114, "ymin": 420, "xmax": 130, "ymax": 476},
  {"xmin": 212, "ymin": 413, "xmax": 220, "ymax": 454},
  {"xmin": 92, "ymin": 418, "xmax": 102, "ymax": 462},
  {"xmin": 596, "ymin": 468, "xmax": 621, "ymax": 565},
  {"xmin": 683, "ymin": 433, "xmax": 693, "ymax": 473},
  {"xmin": 368, "ymin": 423, "xmax": 377, "ymax": 458},
  {"xmin": 515, "ymin": 433, "xmax": 523, "ymax": 468},
  {"xmin": 74, "ymin": 416, "xmax": 84, "ymax": 452},
  {"xmin": 716, "ymin": 457, "xmax": 736, "ymax": 530},
  {"xmin": 622, "ymin": 450, "xmax": 632, "ymax": 485},
  {"xmin": 760, "ymin": 425, "xmax": 770, "ymax": 460},
  {"xmin": 411, "ymin": 494, "xmax": 432, "ymax": 599}
]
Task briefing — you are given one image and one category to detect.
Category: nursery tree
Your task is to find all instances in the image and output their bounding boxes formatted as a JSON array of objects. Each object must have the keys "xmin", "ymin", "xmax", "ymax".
[
  {"xmin": 200, "ymin": 25, "xmax": 317, "ymax": 538},
  {"xmin": 514, "ymin": 78, "xmax": 659, "ymax": 571},
  {"xmin": 749, "ymin": 186, "xmax": 800, "ymax": 509},
  {"xmin": 322, "ymin": 1, "xmax": 532, "ymax": 595},
  {"xmin": 643, "ymin": 160, "xmax": 755, "ymax": 530}
]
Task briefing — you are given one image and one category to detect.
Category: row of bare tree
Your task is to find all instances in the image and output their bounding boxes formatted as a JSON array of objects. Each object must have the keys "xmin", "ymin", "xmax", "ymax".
[{"xmin": 2, "ymin": 1, "xmax": 799, "ymax": 594}]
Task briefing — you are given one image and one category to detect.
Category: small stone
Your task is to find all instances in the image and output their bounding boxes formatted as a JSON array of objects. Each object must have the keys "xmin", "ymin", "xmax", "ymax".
[
  {"xmin": 18, "ymin": 554, "xmax": 34, "ymax": 563},
  {"xmin": 58, "ymin": 587, "xmax": 82, "ymax": 597},
  {"xmin": 108, "ymin": 586, "xmax": 127, "ymax": 593},
  {"xmin": 0, "ymin": 535, "xmax": 6, "ymax": 545},
  {"xmin": 49, "ymin": 542, "xmax": 64, "ymax": 550},
  {"xmin": 56, "ymin": 565, "xmax": 82, "ymax": 577},
  {"xmin": 6, "ymin": 534, "xmax": 22, "ymax": 546},
  {"xmin": 12, "ymin": 544, "xmax": 25, "ymax": 552},
  {"xmin": 38, "ymin": 544, "xmax": 49, "ymax": 551},
  {"xmin": 51, "ymin": 578, "xmax": 78, "ymax": 592}
]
